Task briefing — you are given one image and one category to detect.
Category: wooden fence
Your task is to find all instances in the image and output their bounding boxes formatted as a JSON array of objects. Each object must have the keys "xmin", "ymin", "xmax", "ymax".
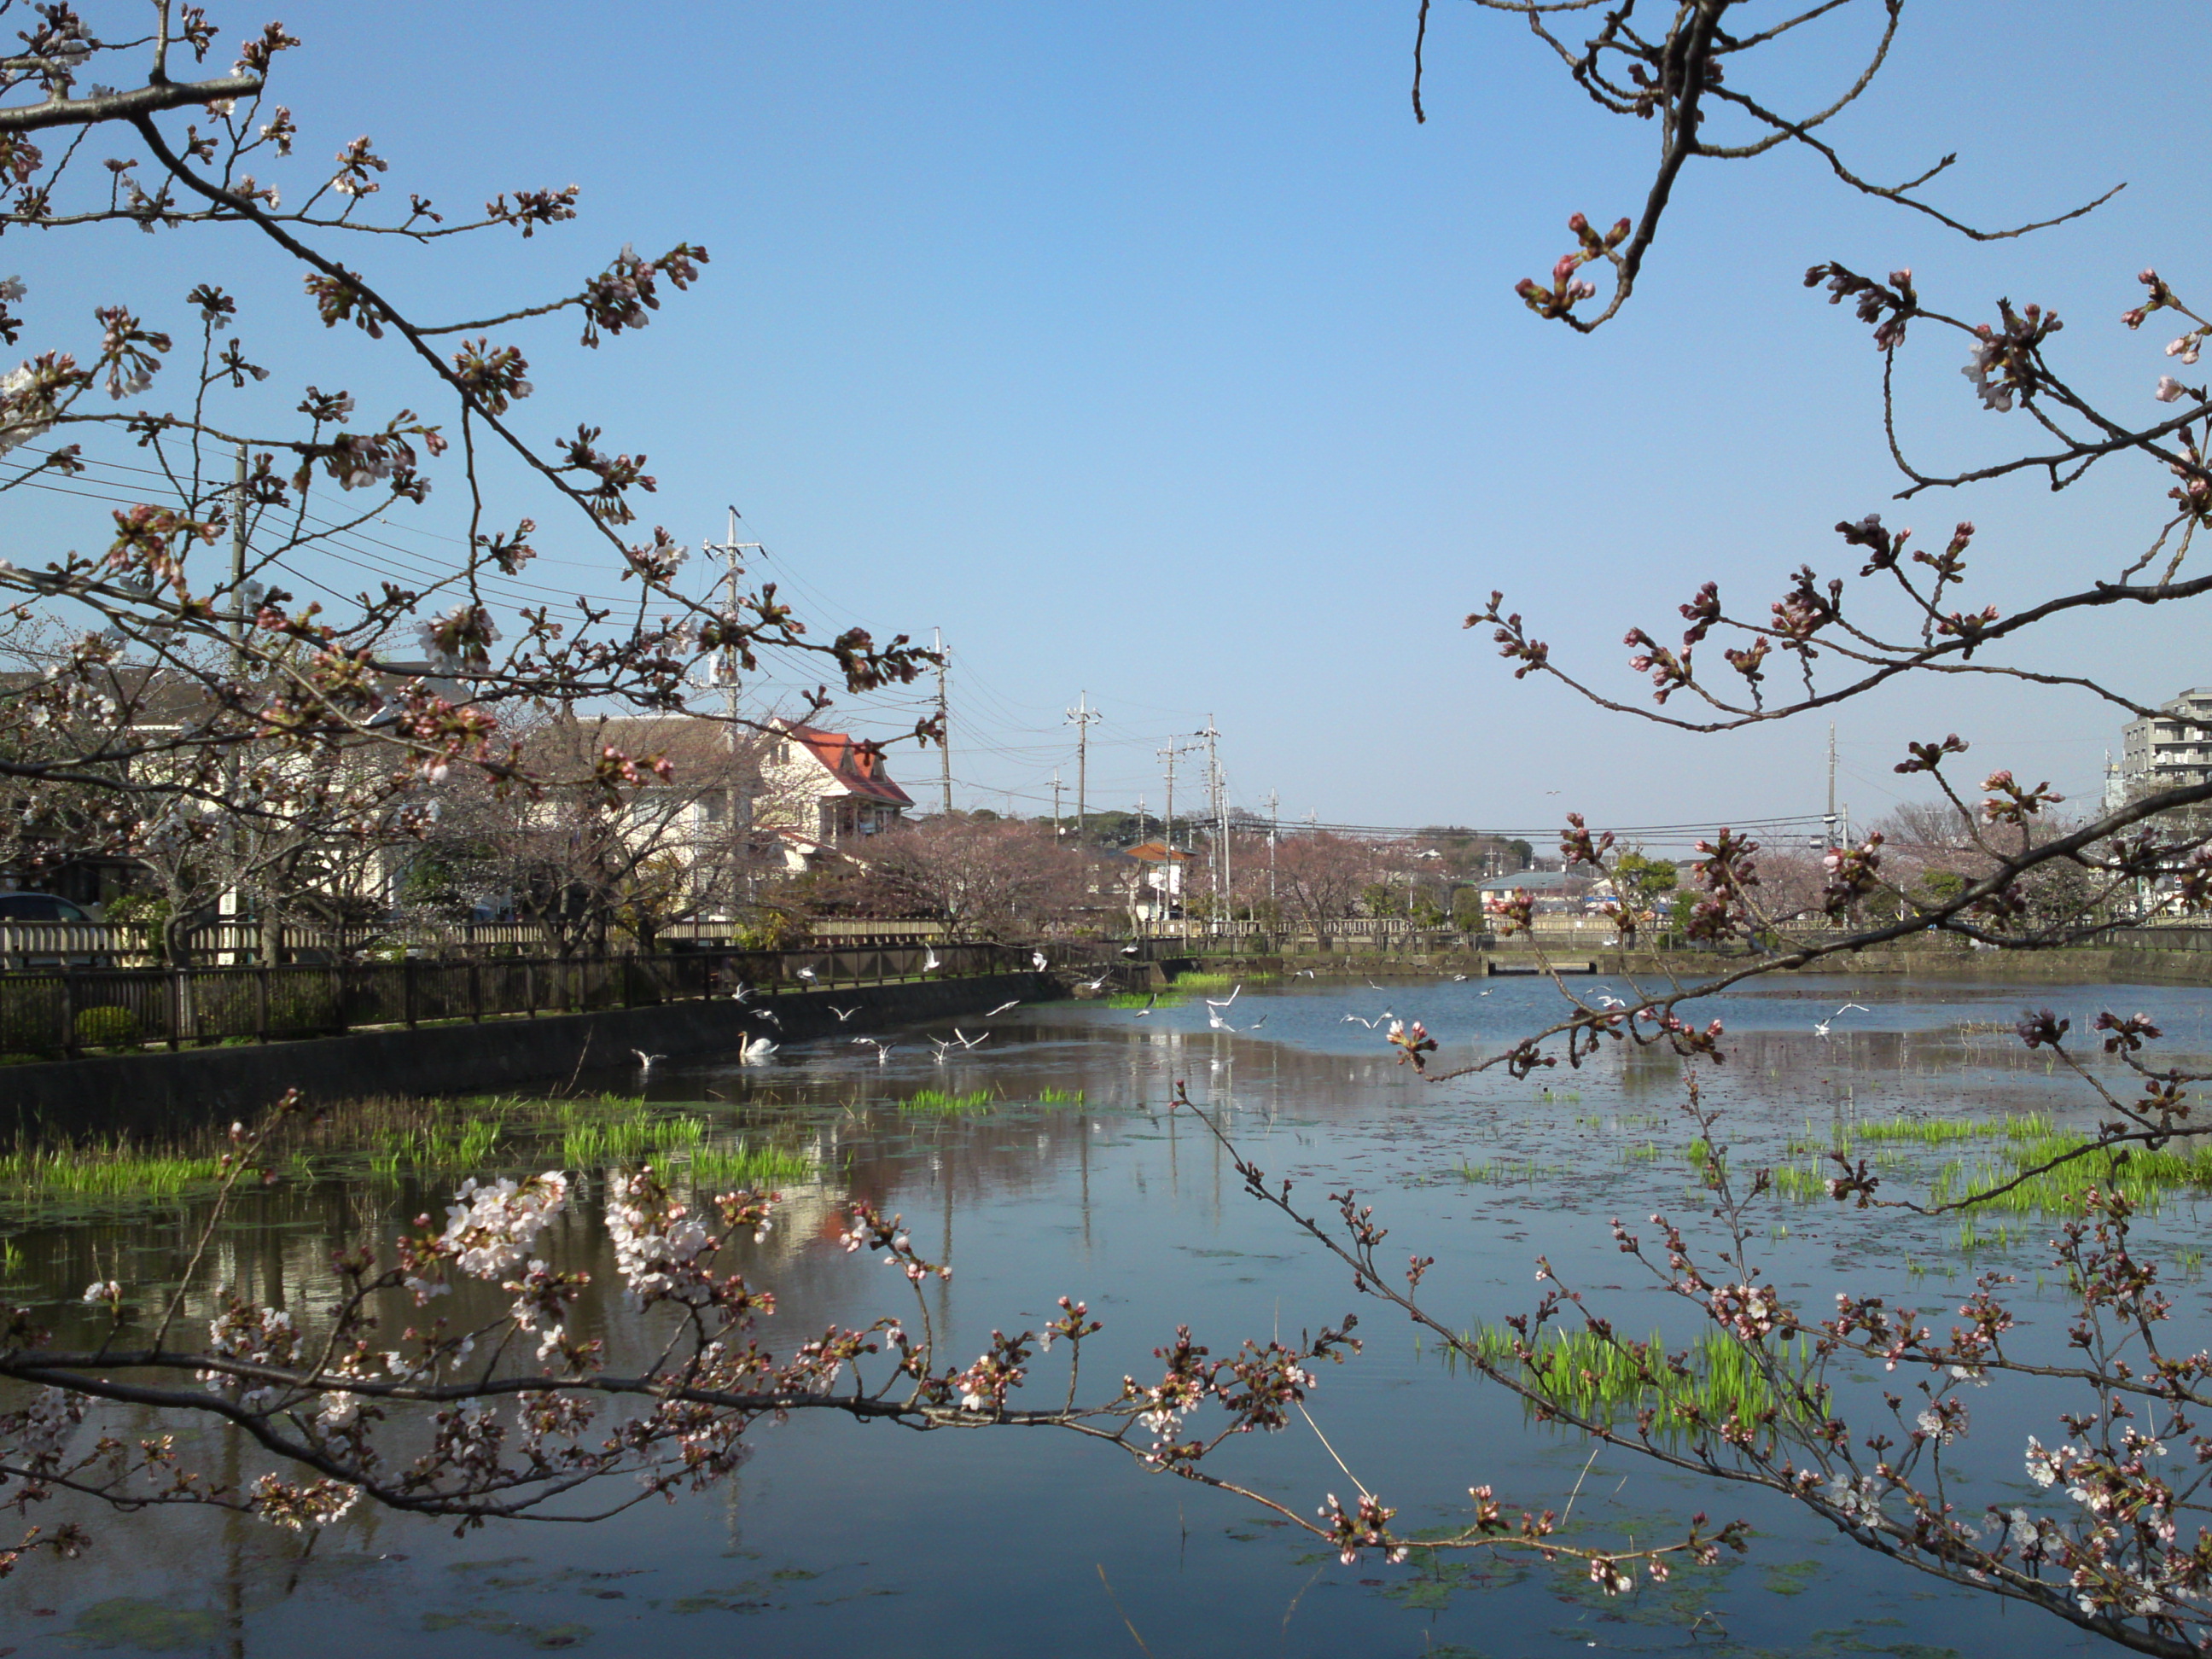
[{"xmin": 0, "ymin": 940, "xmax": 1021, "ymax": 1059}]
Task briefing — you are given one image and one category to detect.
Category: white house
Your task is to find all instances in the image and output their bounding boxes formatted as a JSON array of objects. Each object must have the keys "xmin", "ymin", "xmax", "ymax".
[{"xmin": 754, "ymin": 717, "xmax": 917, "ymax": 868}]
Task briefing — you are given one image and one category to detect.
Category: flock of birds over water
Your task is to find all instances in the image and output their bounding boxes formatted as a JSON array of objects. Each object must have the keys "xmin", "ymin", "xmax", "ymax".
[{"xmin": 626, "ymin": 947, "xmax": 1880, "ymax": 1077}]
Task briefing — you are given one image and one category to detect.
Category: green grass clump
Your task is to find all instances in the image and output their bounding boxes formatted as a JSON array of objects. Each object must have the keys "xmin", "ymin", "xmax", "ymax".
[
  {"xmin": 899, "ymin": 1087, "xmax": 994, "ymax": 1115},
  {"xmin": 0, "ymin": 1142, "xmax": 225, "ymax": 1208},
  {"xmin": 1103, "ymin": 991, "xmax": 1186, "ymax": 1010},
  {"xmin": 557, "ymin": 1097, "xmax": 705, "ymax": 1168},
  {"xmin": 1170, "ymin": 971, "xmax": 1260, "ymax": 992},
  {"xmin": 1037, "ymin": 1086, "xmax": 1086, "ymax": 1105},
  {"xmin": 1930, "ymin": 1132, "xmax": 2212, "ymax": 1217},
  {"xmin": 686, "ymin": 1141, "xmax": 814, "ymax": 1189},
  {"xmin": 1451, "ymin": 1156, "xmax": 1559, "ymax": 1185},
  {"xmin": 1461, "ymin": 1324, "xmax": 1825, "ymax": 1428}
]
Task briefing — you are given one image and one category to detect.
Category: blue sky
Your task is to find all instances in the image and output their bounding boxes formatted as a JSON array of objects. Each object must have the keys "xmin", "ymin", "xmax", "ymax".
[{"xmin": 20, "ymin": 3, "xmax": 2204, "ymax": 846}]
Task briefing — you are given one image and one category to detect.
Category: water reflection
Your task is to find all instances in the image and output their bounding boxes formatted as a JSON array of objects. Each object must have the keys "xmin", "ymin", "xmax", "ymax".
[{"xmin": 6, "ymin": 974, "xmax": 2204, "ymax": 1655}]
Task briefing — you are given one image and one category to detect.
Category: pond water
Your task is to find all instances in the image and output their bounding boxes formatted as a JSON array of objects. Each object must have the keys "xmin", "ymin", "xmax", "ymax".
[{"xmin": 6, "ymin": 971, "xmax": 2212, "ymax": 1658}]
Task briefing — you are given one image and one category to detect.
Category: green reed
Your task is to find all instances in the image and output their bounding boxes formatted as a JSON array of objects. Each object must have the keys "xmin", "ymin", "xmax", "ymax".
[
  {"xmin": 0, "ymin": 1142, "xmax": 226, "ymax": 1207},
  {"xmin": 557, "ymin": 1097, "xmax": 706, "ymax": 1168},
  {"xmin": 1103, "ymin": 991, "xmax": 1185, "ymax": 1010},
  {"xmin": 1460, "ymin": 1324, "xmax": 1825, "ymax": 1427},
  {"xmin": 899, "ymin": 1088, "xmax": 995, "ymax": 1115},
  {"xmin": 1036, "ymin": 1086, "xmax": 1086, "ymax": 1105},
  {"xmin": 685, "ymin": 1141, "xmax": 816, "ymax": 1189}
]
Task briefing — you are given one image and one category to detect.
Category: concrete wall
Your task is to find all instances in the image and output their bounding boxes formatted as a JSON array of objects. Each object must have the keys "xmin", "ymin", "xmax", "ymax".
[{"xmin": 0, "ymin": 972, "xmax": 1059, "ymax": 1140}]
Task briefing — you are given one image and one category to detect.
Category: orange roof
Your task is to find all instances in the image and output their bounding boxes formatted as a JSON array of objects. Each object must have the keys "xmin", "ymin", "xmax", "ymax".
[
  {"xmin": 781, "ymin": 721, "xmax": 917, "ymax": 808},
  {"xmin": 1124, "ymin": 840, "xmax": 1193, "ymax": 863}
]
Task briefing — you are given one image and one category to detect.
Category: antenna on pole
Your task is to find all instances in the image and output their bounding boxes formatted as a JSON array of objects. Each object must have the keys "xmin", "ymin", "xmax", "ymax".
[
  {"xmin": 702, "ymin": 508, "xmax": 764, "ymax": 862},
  {"xmin": 1265, "ymin": 789, "xmax": 1278, "ymax": 905},
  {"xmin": 1051, "ymin": 769, "xmax": 1064, "ymax": 840},
  {"xmin": 1825, "ymin": 722, "xmax": 1838, "ymax": 851},
  {"xmin": 1065, "ymin": 692, "xmax": 1101, "ymax": 846}
]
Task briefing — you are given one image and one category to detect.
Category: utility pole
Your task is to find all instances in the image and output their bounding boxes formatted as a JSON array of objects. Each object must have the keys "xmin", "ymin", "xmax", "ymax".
[
  {"xmin": 1065, "ymin": 692, "xmax": 1100, "ymax": 845},
  {"xmin": 1196, "ymin": 715, "xmax": 1225, "ymax": 930},
  {"xmin": 1051, "ymin": 769, "xmax": 1064, "ymax": 841},
  {"xmin": 1265, "ymin": 789, "xmax": 1278, "ymax": 905},
  {"xmin": 1825, "ymin": 722, "xmax": 1838, "ymax": 851},
  {"xmin": 702, "ymin": 509, "xmax": 764, "ymax": 882},
  {"xmin": 229, "ymin": 444, "xmax": 248, "ymax": 676},
  {"xmin": 934, "ymin": 629, "xmax": 953, "ymax": 816}
]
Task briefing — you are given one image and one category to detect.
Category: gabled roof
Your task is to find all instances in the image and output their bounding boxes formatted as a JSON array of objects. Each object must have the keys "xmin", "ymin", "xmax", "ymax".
[
  {"xmin": 1122, "ymin": 840, "xmax": 1193, "ymax": 864},
  {"xmin": 775, "ymin": 719, "xmax": 916, "ymax": 808}
]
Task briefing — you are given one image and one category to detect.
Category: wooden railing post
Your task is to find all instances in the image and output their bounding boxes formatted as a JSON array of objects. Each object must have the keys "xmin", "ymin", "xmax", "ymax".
[
  {"xmin": 255, "ymin": 964, "xmax": 270, "ymax": 1044},
  {"xmin": 469, "ymin": 959, "xmax": 482, "ymax": 1022},
  {"xmin": 403, "ymin": 957, "xmax": 417, "ymax": 1029},
  {"xmin": 60, "ymin": 965, "xmax": 76, "ymax": 1057}
]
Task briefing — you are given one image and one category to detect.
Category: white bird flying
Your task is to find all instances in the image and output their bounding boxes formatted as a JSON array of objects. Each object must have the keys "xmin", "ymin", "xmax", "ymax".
[
  {"xmin": 1132, "ymin": 992, "xmax": 1158, "ymax": 1018},
  {"xmin": 923, "ymin": 949, "xmax": 942, "ymax": 974},
  {"xmin": 1813, "ymin": 1003, "xmax": 1871, "ymax": 1038},
  {"xmin": 1594, "ymin": 993, "xmax": 1627, "ymax": 1010},
  {"xmin": 852, "ymin": 1037, "xmax": 894, "ymax": 1064},
  {"xmin": 984, "ymin": 1000, "xmax": 1020, "ymax": 1016},
  {"xmin": 829, "ymin": 1004, "xmax": 859, "ymax": 1022},
  {"xmin": 739, "ymin": 1035, "xmax": 777, "ymax": 1063},
  {"xmin": 1451, "ymin": 974, "xmax": 1469, "ymax": 982},
  {"xmin": 1204, "ymin": 984, "xmax": 1240, "ymax": 1010},
  {"xmin": 929, "ymin": 1037, "xmax": 953, "ymax": 1062},
  {"xmin": 750, "ymin": 1008, "xmax": 781, "ymax": 1027},
  {"xmin": 1032, "ymin": 950, "xmax": 1049, "ymax": 971},
  {"xmin": 796, "ymin": 965, "xmax": 818, "ymax": 985},
  {"xmin": 632, "ymin": 1048, "xmax": 665, "ymax": 1073},
  {"xmin": 1120, "ymin": 943, "xmax": 1142, "ymax": 958},
  {"xmin": 953, "ymin": 1028, "xmax": 989, "ymax": 1050},
  {"xmin": 1342, "ymin": 1012, "xmax": 1388, "ymax": 1029},
  {"xmin": 731, "ymin": 982, "xmax": 754, "ymax": 1004},
  {"xmin": 1247, "ymin": 1015, "xmax": 1266, "ymax": 1030},
  {"xmin": 1365, "ymin": 977, "xmax": 1383, "ymax": 990},
  {"xmin": 1082, "ymin": 973, "xmax": 1110, "ymax": 992}
]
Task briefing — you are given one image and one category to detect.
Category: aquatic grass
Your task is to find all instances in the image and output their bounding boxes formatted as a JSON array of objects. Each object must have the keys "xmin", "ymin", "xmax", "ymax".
[
  {"xmin": 1103, "ymin": 991, "xmax": 1185, "ymax": 1010},
  {"xmin": 1037, "ymin": 1086, "xmax": 1086, "ymax": 1105},
  {"xmin": 0, "ymin": 1142, "xmax": 226, "ymax": 1208},
  {"xmin": 899, "ymin": 1087, "xmax": 995, "ymax": 1115},
  {"xmin": 1451, "ymin": 1156, "xmax": 1562, "ymax": 1185},
  {"xmin": 557, "ymin": 1098, "xmax": 706, "ymax": 1168},
  {"xmin": 684, "ymin": 1141, "xmax": 816, "ymax": 1189},
  {"xmin": 1169, "ymin": 971, "xmax": 1265, "ymax": 992},
  {"xmin": 1458, "ymin": 1324, "xmax": 1826, "ymax": 1428},
  {"xmin": 1929, "ymin": 1131, "xmax": 2212, "ymax": 1218}
]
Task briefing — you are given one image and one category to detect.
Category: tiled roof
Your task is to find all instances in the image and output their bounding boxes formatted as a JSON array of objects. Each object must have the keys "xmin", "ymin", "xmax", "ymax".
[
  {"xmin": 780, "ymin": 721, "xmax": 916, "ymax": 808},
  {"xmin": 1122, "ymin": 840, "xmax": 1193, "ymax": 863}
]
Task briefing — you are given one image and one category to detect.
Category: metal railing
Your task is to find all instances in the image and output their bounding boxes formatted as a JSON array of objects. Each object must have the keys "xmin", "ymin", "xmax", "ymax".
[
  {"xmin": 0, "ymin": 914, "xmax": 948, "ymax": 969},
  {"xmin": 0, "ymin": 940, "xmax": 1022, "ymax": 1059}
]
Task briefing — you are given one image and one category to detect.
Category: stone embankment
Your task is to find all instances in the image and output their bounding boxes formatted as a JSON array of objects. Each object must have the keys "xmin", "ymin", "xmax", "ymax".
[{"xmin": 1, "ymin": 971, "xmax": 1060, "ymax": 1138}]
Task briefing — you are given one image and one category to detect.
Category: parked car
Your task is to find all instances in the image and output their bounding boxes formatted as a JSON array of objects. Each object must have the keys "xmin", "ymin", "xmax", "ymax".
[{"xmin": 0, "ymin": 891, "xmax": 112, "ymax": 968}]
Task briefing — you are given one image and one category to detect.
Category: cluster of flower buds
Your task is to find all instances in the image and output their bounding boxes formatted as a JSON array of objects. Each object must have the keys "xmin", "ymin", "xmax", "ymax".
[
  {"xmin": 1803, "ymin": 262, "xmax": 1918, "ymax": 350},
  {"xmin": 1513, "ymin": 212, "xmax": 1629, "ymax": 321},
  {"xmin": 1387, "ymin": 1018, "xmax": 1437, "ymax": 1072},
  {"xmin": 1962, "ymin": 298, "xmax": 2062, "ymax": 413}
]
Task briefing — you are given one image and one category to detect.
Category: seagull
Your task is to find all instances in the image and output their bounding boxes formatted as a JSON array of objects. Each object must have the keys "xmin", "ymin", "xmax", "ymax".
[
  {"xmin": 1032, "ymin": 949, "xmax": 1049, "ymax": 971},
  {"xmin": 984, "ymin": 1000, "xmax": 1020, "ymax": 1016},
  {"xmin": 1207, "ymin": 1006, "xmax": 1237, "ymax": 1031},
  {"xmin": 1813, "ymin": 1003, "xmax": 1871, "ymax": 1038},
  {"xmin": 852, "ymin": 1037, "xmax": 894, "ymax": 1064},
  {"xmin": 923, "ymin": 949, "xmax": 941, "ymax": 974},
  {"xmin": 749, "ymin": 1008, "xmax": 781, "ymax": 1027},
  {"xmin": 632, "ymin": 1048, "xmax": 665, "ymax": 1074},
  {"xmin": 828, "ymin": 1004, "xmax": 859, "ymax": 1022},
  {"xmin": 1082, "ymin": 973, "xmax": 1110, "ymax": 992},
  {"xmin": 1594, "ymin": 993, "xmax": 1627, "ymax": 1010},
  {"xmin": 1204, "ymin": 984, "xmax": 1241, "ymax": 1010},
  {"xmin": 952, "ymin": 1028, "xmax": 989, "ymax": 1050},
  {"xmin": 795, "ymin": 965, "xmax": 818, "ymax": 986},
  {"xmin": 1247, "ymin": 1015, "xmax": 1266, "ymax": 1031},
  {"xmin": 1132, "ymin": 992, "xmax": 1158, "ymax": 1018},
  {"xmin": 1120, "ymin": 943, "xmax": 1142, "ymax": 958},
  {"xmin": 929, "ymin": 1036, "xmax": 954, "ymax": 1062},
  {"xmin": 1451, "ymin": 974, "xmax": 1469, "ymax": 982},
  {"xmin": 1342, "ymin": 1012, "xmax": 1388, "ymax": 1029},
  {"xmin": 1365, "ymin": 977, "xmax": 1383, "ymax": 990},
  {"xmin": 738, "ymin": 1035, "xmax": 777, "ymax": 1063},
  {"xmin": 731, "ymin": 981, "xmax": 754, "ymax": 1004}
]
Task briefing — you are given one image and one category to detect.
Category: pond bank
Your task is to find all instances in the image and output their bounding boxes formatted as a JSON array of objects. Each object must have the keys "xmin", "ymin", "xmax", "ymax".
[
  {"xmin": 0, "ymin": 970, "xmax": 1061, "ymax": 1138},
  {"xmin": 1165, "ymin": 944, "xmax": 2212, "ymax": 986}
]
